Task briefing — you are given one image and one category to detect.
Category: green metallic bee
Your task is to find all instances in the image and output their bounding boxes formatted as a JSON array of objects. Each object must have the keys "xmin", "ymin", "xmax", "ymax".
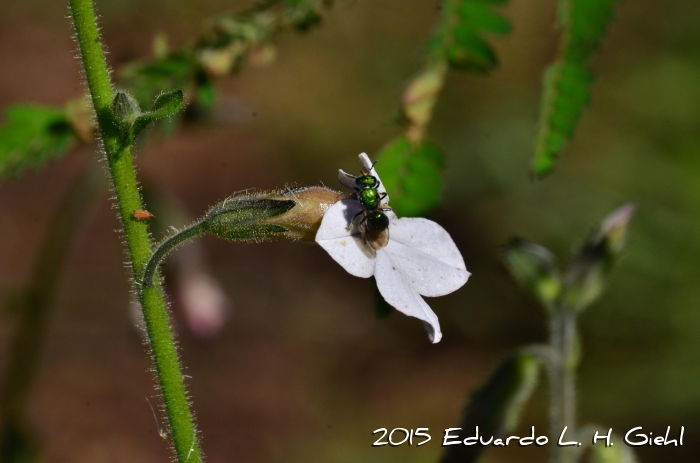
[{"xmin": 339, "ymin": 159, "xmax": 391, "ymax": 249}]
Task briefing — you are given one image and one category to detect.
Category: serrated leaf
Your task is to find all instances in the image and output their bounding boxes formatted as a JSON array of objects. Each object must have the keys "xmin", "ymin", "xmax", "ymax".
[
  {"xmin": 440, "ymin": 351, "xmax": 541, "ymax": 463},
  {"xmin": 459, "ymin": 2, "xmax": 512, "ymax": 35},
  {"xmin": 532, "ymin": 0, "xmax": 620, "ymax": 177},
  {"xmin": 0, "ymin": 105, "xmax": 76, "ymax": 180},
  {"xmin": 438, "ymin": 0, "xmax": 511, "ymax": 73},
  {"xmin": 503, "ymin": 237, "xmax": 561, "ymax": 310},
  {"xmin": 448, "ymin": 26, "xmax": 497, "ymax": 72},
  {"xmin": 376, "ymin": 136, "xmax": 444, "ymax": 217}
]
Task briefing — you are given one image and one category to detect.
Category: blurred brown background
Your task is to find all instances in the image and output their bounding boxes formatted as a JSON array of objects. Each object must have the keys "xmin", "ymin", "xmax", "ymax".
[{"xmin": 1, "ymin": 0, "xmax": 699, "ymax": 462}]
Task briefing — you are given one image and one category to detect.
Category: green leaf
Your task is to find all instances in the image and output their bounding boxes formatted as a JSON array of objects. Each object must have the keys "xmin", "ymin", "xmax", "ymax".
[
  {"xmin": 440, "ymin": 351, "xmax": 541, "ymax": 463},
  {"xmin": 0, "ymin": 105, "xmax": 76, "ymax": 180},
  {"xmin": 130, "ymin": 90, "xmax": 185, "ymax": 145},
  {"xmin": 459, "ymin": 2, "xmax": 512, "ymax": 35},
  {"xmin": 503, "ymin": 237, "xmax": 561, "ymax": 310},
  {"xmin": 376, "ymin": 136, "xmax": 444, "ymax": 217},
  {"xmin": 438, "ymin": 0, "xmax": 511, "ymax": 73},
  {"xmin": 195, "ymin": 71, "xmax": 216, "ymax": 109},
  {"xmin": 532, "ymin": 0, "xmax": 620, "ymax": 177}
]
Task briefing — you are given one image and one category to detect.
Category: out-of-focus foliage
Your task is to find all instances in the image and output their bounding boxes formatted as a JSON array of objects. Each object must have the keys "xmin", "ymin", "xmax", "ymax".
[
  {"xmin": 532, "ymin": 0, "xmax": 620, "ymax": 177},
  {"xmin": 0, "ymin": 0, "xmax": 334, "ymax": 183},
  {"xmin": 377, "ymin": 136, "xmax": 444, "ymax": 217},
  {"xmin": 440, "ymin": 351, "xmax": 540, "ymax": 463},
  {"xmin": 562, "ymin": 203, "xmax": 635, "ymax": 311},
  {"xmin": 503, "ymin": 237, "xmax": 561, "ymax": 311},
  {"xmin": 579, "ymin": 429, "xmax": 639, "ymax": 463},
  {"xmin": 435, "ymin": 0, "xmax": 512, "ymax": 73},
  {"xmin": 380, "ymin": 0, "xmax": 510, "ymax": 219},
  {"xmin": 122, "ymin": 0, "xmax": 333, "ymax": 107},
  {"xmin": 504, "ymin": 204, "xmax": 634, "ymax": 312},
  {"xmin": 0, "ymin": 106, "xmax": 77, "ymax": 180}
]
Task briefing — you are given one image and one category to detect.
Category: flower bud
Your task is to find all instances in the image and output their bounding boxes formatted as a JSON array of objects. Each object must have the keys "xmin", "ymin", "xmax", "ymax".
[
  {"xmin": 562, "ymin": 203, "xmax": 636, "ymax": 311},
  {"xmin": 141, "ymin": 186, "xmax": 345, "ymax": 286},
  {"xmin": 265, "ymin": 186, "xmax": 345, "ymax": 242}
]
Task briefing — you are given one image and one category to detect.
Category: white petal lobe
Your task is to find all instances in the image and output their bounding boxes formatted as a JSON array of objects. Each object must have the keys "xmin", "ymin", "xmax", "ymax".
[
  {"xmin": 374, "ymin": 249, "xmax": 442, "ymax": 343},
  {"xmin": 383, "ymin": 240, "xmax": 470, "ymax": 297},
  {"xmin": 390, "ymin": 217, "xmax": 467, "ymax": 270},
  {"xmin": 316, "ymin": 200, "xmax": 375, "ymax": 278}
]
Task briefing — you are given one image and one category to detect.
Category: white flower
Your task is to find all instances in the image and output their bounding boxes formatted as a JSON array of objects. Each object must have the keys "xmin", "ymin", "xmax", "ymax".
[{"xmin": 315, "ymin": 153, "xmax": 470, "ymax": 343}]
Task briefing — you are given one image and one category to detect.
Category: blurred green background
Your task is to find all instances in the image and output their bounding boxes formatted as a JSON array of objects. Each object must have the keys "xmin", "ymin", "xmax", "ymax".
[{"xmin": 1, "ymin": 0, "xmax": 699, "ymax": 462}]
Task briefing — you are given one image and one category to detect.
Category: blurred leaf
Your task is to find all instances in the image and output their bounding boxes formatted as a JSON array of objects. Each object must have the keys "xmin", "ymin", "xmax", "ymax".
[
  {"xmin": 437, "ymin": 0, "xmax": 511, "ymax": 73},
  {"xmin": 0, "ymin": 105, "xmax": 76, "ymax": 180},
  {"xmin": 374, "ymin": 285, "xmax": 393, "ymax": 319},
  {"xmin": 563, "ymin": 203, "xmax": 635, "ymax": 311},
  {"xmin": 376, "ymin": 136, "xmax": 444, "ymax": 217},
  {"xmin": 591, "ymin": 444, "xmax": 638, "ymax": 463},
  {"xmin": 533, "ymin": 0, "xmax": 620, "ymax": 177},
  {"xmin": 503, "ymin": 237, "xmax": 561, "ymax": 310},
  {"xmin": 195, "ymin": 71, "xmax": 216, "ymax": 109},
  {"xmin": 0, "ymin": 419, "xmax": 38, "ymax": 463},
  {"xmin": 401, "ymin": 62, "xmax": 448, "ymax": 141},
  {"xmin": 578, "ymin": 427, "xmax": 639, "ymax": 463},
  {"xmin": 440, "ymin": 351, "xmax": 540, "ymax": 463},
  {"xmin": 120, "ymin": 54, "xmax": 195, "ymax": 105}
]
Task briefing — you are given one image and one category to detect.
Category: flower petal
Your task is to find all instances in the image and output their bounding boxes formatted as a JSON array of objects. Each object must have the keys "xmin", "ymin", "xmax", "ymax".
[
  {"xmin": 383, "ymin": 240, "xmax": 469, "ymax": 297},
  {"xmin": 315, "ymin": 199, "xmax": 376, "ymax": 278},
  {"xmin": 338, "ymin": 169, "xmax": 356, "ymax": 190},
  {"xmin": 375, "ymin": 249, "xmax": 442, "ymax": 343},
  {"xmin": 385, "ymin": 218, "xmax": 469, "ymax": 296}
]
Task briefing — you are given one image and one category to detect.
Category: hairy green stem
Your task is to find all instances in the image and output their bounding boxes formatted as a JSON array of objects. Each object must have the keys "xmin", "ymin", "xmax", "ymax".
[
  {"xmin": 68, "ymin": 1, "xmax": 202, "ymax": 461},
  {"xmin": 0, "ymin": 162, "xmax": 102, "ymax": 460},
  {"xmin": 141, "ymin": 222, "xmax": 208, "ymax": 286},
  {"xmin": 549, "ymin": 305, "xmax": 578, "ymax": 463}
]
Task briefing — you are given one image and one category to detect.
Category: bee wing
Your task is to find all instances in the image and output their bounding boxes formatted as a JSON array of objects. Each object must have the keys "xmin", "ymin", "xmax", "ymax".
[
  {"xmin": 338, "ymin": 169, "xmax": 357, "ymax": 191},
  {"xmin": 364, "ymin": 227, "xmax": 390, "ymax": 251}
]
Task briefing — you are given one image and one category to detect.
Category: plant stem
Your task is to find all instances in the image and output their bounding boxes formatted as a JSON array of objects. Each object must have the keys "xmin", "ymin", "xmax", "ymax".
[
  {"xmin": 0, "ymin": 162, "xmax": 102, "ymax": 460},
  {"xmin": 548, "ymin": 305, "xmax": 578, "ymax": 463},
  {"xmin": 68, "ymin": 1, "xmax": 203, "ymax": 461},
  {"xmin": 141, "ymin": 222, "xmax": 208, "ymax": 286}
]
